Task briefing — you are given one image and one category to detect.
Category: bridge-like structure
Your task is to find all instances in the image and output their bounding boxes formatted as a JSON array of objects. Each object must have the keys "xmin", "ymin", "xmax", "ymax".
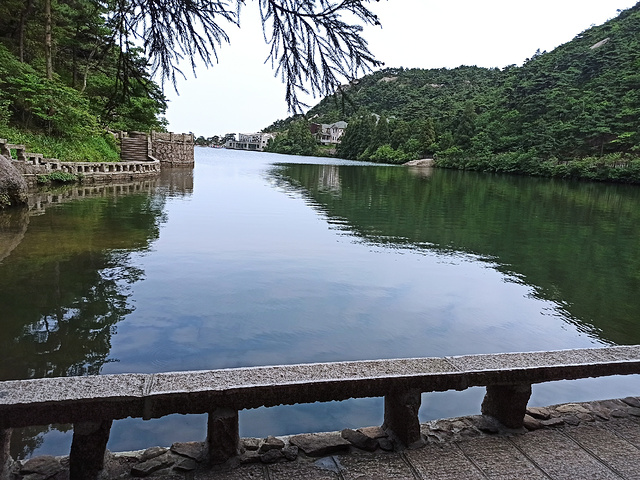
[{"xmin": 1, "ymin": 346, "xmax": 638, "ymax": 479}]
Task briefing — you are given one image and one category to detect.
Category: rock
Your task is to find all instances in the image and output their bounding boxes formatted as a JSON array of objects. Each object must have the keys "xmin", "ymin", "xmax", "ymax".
[
  {"xmin": 170, "ymin": 441, "xmax": 205, "ymax": 462},
  {"xmin": 238, "ymin": 450, "xmax": 261, "ymax": 465},
  {"xmin": 563, "ymin": 415, "xmax": 581, "ymax": 426},
  {"xmin": 258, "ymin": 435, "xmax": 285, "ymax": 453},
  {"xmin": 0, "ymin": 154, "xmax": 28, "ymax": 208},
  {"xmin": 242, "ymin": 438, "xmax": 261, "ymax": 451},
  {"xmin": 282, "ymin": 445, "xmax": 299, "ymax": 461},
  {"xmin": 555, "ymin": 404, "xmax": 589, "ymax": 414},
  {"xmin": 378, "ymin": 438, "xmax": 394, "ymax": 451},
  {"xmin": 451, "ymin": 420, "xmax": 468, "ymax": 434},
  {"xmin": 20, "ymin": 456, "xmax": 63, "ymax": 477},
  {"xmin": 540, "ymin": 418, "xmax": 564, "ymax": 427},
  {"xmin": 139, "ymin": 446, "xmax": 168, "ymax": 462},
  {"xmin": 131, "ymin": 454, "xmax": 174, "ymax": 477},
  {"xmin": 628, "ymin": 407, "xmax": 640, "ymax": 417},
  {"xmin": 526, "ymin": 407, "xmax": 551, "ymax": 420},
  {"xmin": 404, "ymin": 158, "xmax": 435, "ymax": 167},
  {"xmin": 576, "ymin": 413, "xmax": 594, "ymax": 422},
  {"xmin": 523, "ymin": 414, "xmax": 542, "ymax": 430},
  {"xmin": 357, "ymin": 426, "xmax": 388, "ymax": 439},
  {"xmin": 610, "ymin": 409, "xmax": 628, "ymax": 418},
  {"xmin": 341, "ymin": 429, "xmax": 379, "ymax": 451},
  {"xmin": 260, "ymin": 449, "xmax": 283, "ymax": 464},
  {"xmin": 475, "ymin": 416, "xmax": 501, "ymax": 433},
  {"xmin": 621, "ymin": 397, "xmax": 640, "ymax": 408},
  {"xmin": 173, "ymin": 458, "xmax": 197, "ymax": 472},
  {"xmin": 289, "ymin": 432, "xmax": 351, "ymax": 457}
]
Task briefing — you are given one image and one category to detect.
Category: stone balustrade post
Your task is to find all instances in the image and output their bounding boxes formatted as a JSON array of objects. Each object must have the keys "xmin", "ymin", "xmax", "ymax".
[
  {"xmin": 207, "ymin": 408, "xmax": 240, "ymax": 465},
  {"xmin": 0, "ymin": 429, "xmax": 12, "ymax": 478},
  {"xmin": 383, "ymin": 388, "xmax": 422, "ymax": 447},
  {"xmin": 0, "ymin": 140, "xmax": 9, "ymax": 158},
  {"xmin": 69, "ymin": 420, "xmax": 112, "ymax": 480},
  {"xmin": 481, "ymin": 383, "xmax": 532, "ymax": 428}
]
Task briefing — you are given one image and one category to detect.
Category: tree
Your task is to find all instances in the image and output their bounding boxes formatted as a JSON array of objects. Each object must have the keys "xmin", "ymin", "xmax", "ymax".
[{"xmin": 107, "ymin": 0, "xmax": 383, "ymax": 110}]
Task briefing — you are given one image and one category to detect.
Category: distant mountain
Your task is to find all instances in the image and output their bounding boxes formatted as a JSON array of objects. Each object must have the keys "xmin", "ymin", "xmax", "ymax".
[{"xmin": 265, "ymin": 3, "xmax": 640, "ymax": 179}]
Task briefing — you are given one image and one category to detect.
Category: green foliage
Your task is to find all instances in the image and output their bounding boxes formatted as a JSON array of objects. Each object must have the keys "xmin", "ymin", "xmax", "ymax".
[
  {"xmin": 0, "ymin": 2, "xmax": 167, "ymax": 141},
  {"xmin": 265, "ymin": 119, "xmax": 319, "ymax": 156},
  {"xmin": 0, "ymin": 125, "xmax": 119, "ymax": 162},
  {"xmin": 36, "ymin": 171, "xmax": 78, "ymax": 184}
]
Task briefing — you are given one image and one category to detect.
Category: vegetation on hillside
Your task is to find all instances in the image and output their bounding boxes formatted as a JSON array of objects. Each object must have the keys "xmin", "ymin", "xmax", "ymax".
[
  {"xmin": 0, "ymin": 0, "xmax": 170, "ymax": 160},
  {"xmin": 267, "ymin": 4, "xmax": 640, "ymax": 182}
]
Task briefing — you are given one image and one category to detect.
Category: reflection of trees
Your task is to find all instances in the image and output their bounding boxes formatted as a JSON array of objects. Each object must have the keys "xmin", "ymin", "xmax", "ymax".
[
  {"xmin": 1, "ymin": 189, "xmax": 167, "ymax": 458},
  {"xmin": 270, "ymin": 164, "xmax": 640, "ymax": 346},
  {"xmin": 159, "ymin": 166, "xmax": 194, "ymax": 197},
  {"xmin": 0, "ymin": 207, "xmax": 29, "ymax": 263},
  {"xmin": 0, "ymin": 193, "xmax": 166, "ymax": 381}
]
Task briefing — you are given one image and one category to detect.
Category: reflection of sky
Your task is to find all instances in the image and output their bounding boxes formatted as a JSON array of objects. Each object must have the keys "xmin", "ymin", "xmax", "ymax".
[{"xmin": 102, "ymin": 152, "xmax": 600, "ymax": 376}]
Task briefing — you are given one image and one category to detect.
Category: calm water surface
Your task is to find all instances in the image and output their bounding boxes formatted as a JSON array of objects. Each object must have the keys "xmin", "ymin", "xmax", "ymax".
[{"xmin": 1, "ymin": 148, "xmax": 638, "ymax": 457}]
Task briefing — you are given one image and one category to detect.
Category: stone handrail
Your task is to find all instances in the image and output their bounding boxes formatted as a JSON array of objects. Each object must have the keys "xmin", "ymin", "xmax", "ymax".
[{"xmin": 1, "ymin": 346, "xmax": 638, "ymax": 478}]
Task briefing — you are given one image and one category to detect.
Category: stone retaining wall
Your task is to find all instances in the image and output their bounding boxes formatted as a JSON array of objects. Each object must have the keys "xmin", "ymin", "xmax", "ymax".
[{"xmin": 148, "ymin": 131, "xmax": 194, "ymax": 166}]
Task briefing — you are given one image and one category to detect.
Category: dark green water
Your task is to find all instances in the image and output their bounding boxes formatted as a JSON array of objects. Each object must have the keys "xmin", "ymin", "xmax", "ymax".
[{"xmin": 1, "ymin": 148, "xmax": 638, "ymax": 458}]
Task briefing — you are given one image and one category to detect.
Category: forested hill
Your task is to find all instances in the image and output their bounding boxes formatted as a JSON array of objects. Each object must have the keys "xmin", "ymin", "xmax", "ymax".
[
  {"xmin": 268, "ymin": 3, "xmax": 640, "ymax": 181},
  {"xmin": 0, "ymin": 0, "xmax": 167, "ymax": 160}
]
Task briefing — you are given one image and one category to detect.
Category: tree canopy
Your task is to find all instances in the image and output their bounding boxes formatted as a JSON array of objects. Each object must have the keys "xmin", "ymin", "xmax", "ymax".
[{"xmin": 0, "ymin": 0, "xmax": 383, "ymax": 153}]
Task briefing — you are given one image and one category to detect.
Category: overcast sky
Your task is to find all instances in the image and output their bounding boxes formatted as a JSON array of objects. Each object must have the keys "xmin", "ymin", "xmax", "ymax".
[{"xmin": 162, "ymin": 1, "xmax": 637, "ymax": 137}]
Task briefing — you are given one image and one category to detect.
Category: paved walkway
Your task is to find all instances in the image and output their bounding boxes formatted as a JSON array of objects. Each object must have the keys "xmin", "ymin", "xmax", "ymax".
[{"xmin": 194, "ymin": 417, "xmax": 640, "ymax": 480}]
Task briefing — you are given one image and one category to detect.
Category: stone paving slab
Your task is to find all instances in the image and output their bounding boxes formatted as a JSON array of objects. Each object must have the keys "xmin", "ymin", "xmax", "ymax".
[
  {"xmin": 336, "ymin": 452, "xmax": 417, "ymax": 479},
  {"xmin": 564, "ymin": 424, "xmax": 640, "ymax": 479},
  {"xmin": 405, "ymin": 443, "xmax": 485, "ymax": 479},
  {"xmin": 456, "ymin": 436, "xmax": 548, "ymax": 479},
  {"xmin": 510, "ymin": 429, "xmax": 621, "ymax": 479}
]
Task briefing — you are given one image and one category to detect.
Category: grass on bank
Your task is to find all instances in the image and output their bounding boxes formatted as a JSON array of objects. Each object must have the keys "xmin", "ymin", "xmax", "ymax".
[{"xmin": 0, "ymin": 126, "xmax": 119, "ymax": 162}]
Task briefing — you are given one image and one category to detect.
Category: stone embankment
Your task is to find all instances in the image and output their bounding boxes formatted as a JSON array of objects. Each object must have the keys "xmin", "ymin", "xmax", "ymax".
[
  {"xmin": 0, "ymin": 132, "xmax": 194, "ymax": 191},
  {"xmin": 0, "ymin": 138, "xmax": 160, "ymax": 188},
  {"xmin": 6, "ymin": 397, "xmax": 639, "ymax": 479}
]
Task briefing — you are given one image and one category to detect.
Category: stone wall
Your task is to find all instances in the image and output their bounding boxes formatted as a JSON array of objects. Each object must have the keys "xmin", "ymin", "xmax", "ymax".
[{"xmin": 149, "ymin": 131, "xmax": 195, "ymax": 167}]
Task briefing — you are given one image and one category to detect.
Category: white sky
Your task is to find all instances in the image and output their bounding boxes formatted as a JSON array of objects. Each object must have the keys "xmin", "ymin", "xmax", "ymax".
[{"xmin": 162, "ymin": 0, "xmax": 638, "ymax": 137}]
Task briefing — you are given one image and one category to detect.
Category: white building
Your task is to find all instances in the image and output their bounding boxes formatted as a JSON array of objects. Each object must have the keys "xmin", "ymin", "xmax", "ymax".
[
  {"xmin": 311, "ymin": 121, "xmax": 348, "ymax": 145},
  {"xmin": 226, "ymin": 132, "xmax": 276, "ymax": 151}
]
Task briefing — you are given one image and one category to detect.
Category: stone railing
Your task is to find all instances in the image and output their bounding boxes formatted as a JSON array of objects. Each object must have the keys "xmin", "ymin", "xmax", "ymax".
[
  {"xmin": 0, "ymin": 138, "xmax": 160, "ymax": 187},
  {"xmin": 0, "ymin": 346, "xmax": 638, "ymax": 479}
]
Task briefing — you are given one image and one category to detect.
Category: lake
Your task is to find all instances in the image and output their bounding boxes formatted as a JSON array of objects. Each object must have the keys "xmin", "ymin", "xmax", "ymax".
[{"xmin": 1, "ymin": 147, "xmax": 638, "ymax": 458}]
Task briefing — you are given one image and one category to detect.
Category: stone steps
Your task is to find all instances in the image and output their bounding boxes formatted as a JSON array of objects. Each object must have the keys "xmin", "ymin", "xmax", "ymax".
[{"xmin": 120, "ymin": 137, "xmax": 148, "ymax": 162}]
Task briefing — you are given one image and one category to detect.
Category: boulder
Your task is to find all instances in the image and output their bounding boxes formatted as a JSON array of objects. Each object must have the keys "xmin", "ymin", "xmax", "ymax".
[{"xmin": 0, "ymin": 154, "xmax": 27, "ymax": 208}]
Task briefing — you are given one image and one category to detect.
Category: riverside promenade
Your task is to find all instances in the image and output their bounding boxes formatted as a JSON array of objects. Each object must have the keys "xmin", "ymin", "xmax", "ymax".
[
  {"xmin": 9, "ymin": 397, "xmax": 640, "ymax": 479},
  {"xmin": 3, "ymin": 346, "xmax": 638, "ymax": 479}
]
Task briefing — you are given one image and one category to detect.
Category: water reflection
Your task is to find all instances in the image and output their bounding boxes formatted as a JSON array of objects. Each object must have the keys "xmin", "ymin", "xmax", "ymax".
[
  {"xmin": 0, "ymin": 179, "xmax": 171, "ymax": 458},
  {"xmin": 268, "ymin": 163, "xmax": 640, "ymax": 346},
  {"xmin": 3, "ymin": 151, "xmax": 639, "ymax": 458}
]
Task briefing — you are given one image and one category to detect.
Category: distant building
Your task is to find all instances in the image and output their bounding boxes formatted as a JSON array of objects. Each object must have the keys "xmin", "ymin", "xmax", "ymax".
[
  {"xmin": 226, "ymin": 132, "xmax": 276, "ymax": 151},
  {"xmin": 310, "ymin": 121, "xmax": 348, "ymax": 145}
]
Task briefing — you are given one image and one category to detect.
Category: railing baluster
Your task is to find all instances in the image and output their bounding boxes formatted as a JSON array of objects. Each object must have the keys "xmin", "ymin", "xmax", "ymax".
[
  {"xmin": 0, "ymin": 428, "xmax": 11, "ymax": 476},
  {"xmin": 383, "ymin": 388, "xmax": 422, "ymax": 447},
  {"xmin": 481, "ymin": 384, "xmax": 532, "ymax": 428},
  {"xmin": 207, "ymin": 407, "xmax": 240, "ymax": 465},
  {"xmin": 69, "ymin": 420, "xmax": 112, "ymax": 480}
]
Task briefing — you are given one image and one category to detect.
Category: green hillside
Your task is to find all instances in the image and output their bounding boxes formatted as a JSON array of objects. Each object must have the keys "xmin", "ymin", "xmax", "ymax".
[{"xmin": 267, "ymin": 3, "xmax": 640, "ymax": 182}]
